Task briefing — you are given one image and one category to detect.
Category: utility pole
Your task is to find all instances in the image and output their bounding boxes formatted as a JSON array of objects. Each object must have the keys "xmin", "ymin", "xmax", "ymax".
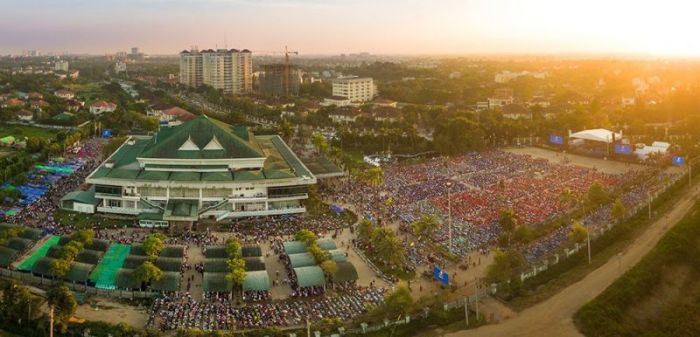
[
  {"xmin": 647, "ymin": 190, "xmax": 652, "ymax": 219},
  {"xmin": 464, "ymin": 299, "xmax": 469, "ymax": 326},
  {"xmin": 474, "ymin": 278, "xmax": 480, "ymax": 320},
  {"xmin": 447, "ymin": 182, "xmax": 453, "ymax": 254},
  {"xmin": 587, "ymin": 224, "xmax": 592, "ymax": 264},
  {"xmin": 306, "ymin": 317, "xmax": 310, "ymax": 337}
]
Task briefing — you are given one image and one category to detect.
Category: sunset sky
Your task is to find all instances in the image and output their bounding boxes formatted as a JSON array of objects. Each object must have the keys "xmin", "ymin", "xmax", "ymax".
[{"xmin": 2, "ymin": 0, "xmax": 700, "ymax": 56}]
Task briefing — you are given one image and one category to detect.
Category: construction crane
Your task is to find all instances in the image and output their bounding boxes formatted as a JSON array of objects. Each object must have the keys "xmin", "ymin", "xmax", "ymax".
[{"xmin": 254, "ymin": 46, "xmax": 299, "ymax": 96}]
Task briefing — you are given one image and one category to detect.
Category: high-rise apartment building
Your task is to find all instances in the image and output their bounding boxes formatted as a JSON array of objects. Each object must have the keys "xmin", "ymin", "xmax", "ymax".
[
  {"xmin": 259, "ymin": 64, "xmax": 300, "ymax": 97},
  {"xmin": 332, "ymin": 76, "xmax": 376, "ymax": 102},
  {"xmin": 179, "ymin": 48, "xmax": 252, "ymax": 95},
  {"xmin": 54, "ymin": 60, "xmax": 69, "ymax": 72}
]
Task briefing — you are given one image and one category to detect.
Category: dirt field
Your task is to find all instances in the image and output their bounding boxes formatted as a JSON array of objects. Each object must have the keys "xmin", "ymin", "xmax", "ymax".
[
  {"xmin": 75, "ymin": 297, "xmax": 149, "ymax": 329},
  {"xmin": 506, "ymin": 147, "xmax": 643, "ymax": 175},
  {"xmin": 445, "ymin": 172, "xmax": 700, "ymax": 337}
]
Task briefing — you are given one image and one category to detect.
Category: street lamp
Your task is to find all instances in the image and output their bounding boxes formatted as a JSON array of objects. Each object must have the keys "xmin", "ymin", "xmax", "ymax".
[{"xmin": 446, "ymin": 181, "xmax": 453, "ymax": 254}]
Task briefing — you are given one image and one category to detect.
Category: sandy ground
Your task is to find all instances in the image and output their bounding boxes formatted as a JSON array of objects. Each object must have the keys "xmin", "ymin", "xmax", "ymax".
[
  {"xmin": 506, "ymin": 147, "xmax": 643, "ymax": 175},
  {"xmin": 74, "ymin": 297, "xmax": 149, "ymax": 329},
  {"xmin": 444, "ymin": 177, "xmax": 700, "ymax": 337}
]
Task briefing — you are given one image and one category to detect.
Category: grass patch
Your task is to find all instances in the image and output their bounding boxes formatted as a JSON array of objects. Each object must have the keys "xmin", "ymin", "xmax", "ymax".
[
  {"xmin": 54, "ymin": 209, "xmax": 131, "ymax": 229},
  {"xmin": 574, "ymin": 200, "xmax": 700, "ymax": 337},
  {"xmin": 0, "ymin": 124, "xmax": 56, "ymax": 140}
]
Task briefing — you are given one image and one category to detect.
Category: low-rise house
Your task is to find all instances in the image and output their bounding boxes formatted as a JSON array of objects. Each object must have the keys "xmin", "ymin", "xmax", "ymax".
[
  {"xmin": 16, "ymin": 109, "xmax": 34, "ymax": 122},
  {"xmin": 329, "ymin": 107, "xmax": 362, "ymax": 123},
  {"xmin": 372, "ymin": 98, "xmax": 398, "ymax": 108},
  {"xmin": 54, "ymin": 89, "xmax": 75, "ymax": 100},
  {"xmin": 501, "ymin": 104, "xmax": 532, "ymax": 120},
  {"xmin": 5, "ymin": 98, "xmax": 24, "ymax": 108},
  {"xmin": 373, "ymin": 107, "xmax": 402, "ymax": 123},
  {"xmin": 66, "ymin": 99, "xmax": 84, "ymax": 111},
  {"xmin": 89, "ymin": 101, "xmax": 117, "ymax": 115},
  {"xmin": 322, "ymin": 96, "xmax": 352, "ymax": 107},
  {"xmin": 28, "ymin": 92, "xmax": 43, "ymax": 100},
  {"xmin": 30, "ymin": 99, "xmax": 49, "ymax": 111}
]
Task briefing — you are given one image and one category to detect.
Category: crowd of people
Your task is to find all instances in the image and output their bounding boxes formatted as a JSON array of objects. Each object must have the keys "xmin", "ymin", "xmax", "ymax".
[
  {"xmin": 324, "ymin": 150, "xmax": 657, "ymax": 261},
  {"xmin": 149, "ymin": 286, "xmax": 386, "ymax": 331}
]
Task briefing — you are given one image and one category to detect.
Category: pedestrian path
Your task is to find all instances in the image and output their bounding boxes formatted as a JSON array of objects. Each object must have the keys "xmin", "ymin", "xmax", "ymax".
[
  {"xmin": 90, "ymin": 243, "xmax": 131, "ymax": 289},
  {"xmin": 17, "ymin": 235, "xmax": 60, "ymax": 271}
]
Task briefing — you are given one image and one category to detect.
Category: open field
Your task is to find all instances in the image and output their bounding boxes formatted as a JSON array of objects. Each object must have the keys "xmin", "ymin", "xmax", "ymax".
[{"xmin": 0, "ymin": 123, "xmax": 57, "ymax": 140}]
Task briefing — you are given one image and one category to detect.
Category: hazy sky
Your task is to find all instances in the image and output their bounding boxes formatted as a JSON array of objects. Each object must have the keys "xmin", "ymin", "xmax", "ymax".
[{"xmin": 2, "ymin": 0, "xmax": 700, "ymax": 56}]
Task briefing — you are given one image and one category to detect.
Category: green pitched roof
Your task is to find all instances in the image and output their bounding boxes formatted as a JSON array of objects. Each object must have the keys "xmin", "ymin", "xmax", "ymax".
[
  {"xmin": 243, "ymin": 270, "xmax": 271, "ymax": 292},
  {"xmin": 61, "ymin": 190, "xmax": 97, "ymax": 205},
  {"xmin": 138, "ymin": 116, "xmax": 264, "ymax": 160}
]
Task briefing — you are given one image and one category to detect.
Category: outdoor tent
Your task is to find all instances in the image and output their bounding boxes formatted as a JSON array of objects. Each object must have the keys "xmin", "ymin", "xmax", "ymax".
[
  {"xmin": 203, "ymin": 272, "xmax": 233, "ymax": 293},
  {"xmin": 317, "ymin": 238, "xmax": 338, "ymax": 251},
  {"xmin": 20, "ymin": 228, "xmax": 43, "ymax": 241},
  {"xmin": 160, "ymin": 245, "xmax": 185, "ymax": 258},
  {"xmin": 569, "ymin": 129, "xmax": 622, "ymax": 144},
  {"xmin": 128, "ymin": 244, "xmax": 147, "ymax": 256},
  {"xmin": 329, "ymin": 249, "xmax": 348, "ymax": 262},
  {"xmin": 293, "ymin": 266, "xmax": 325, "ymax": 288},
  {"xmin": 331, "ymin": 261, "xmax": 359, "ymax": 283},
  {"xmin": 116, "ymin": 268, "xmax": 141, "ymax": 289},
  {"xmin": 64, "ymin": 262, "xmax": 94, "ymax": 284},
  {"xmin": 243, "ymin": 270, "xmax": 271, "ymax": 292},
  {"xmin": 204, "ymin": 259, "xmax": 230, "ymax": 273},
  {"xmin": 75, "ymin": 249, "xmax": 104, "ymax": 265},
  {"xmin": 283, "ymin": 241, "xmax": 307, "ymax": 255},
  {"xmin": 243, "ymin": 257, "xmax": 266, "ymax": 271},
  {"xmin": 6, "ymin": 237, "xmax": 32, "ymax": 251},
  {"xmin": 155, "ymin": 257, "xmax": 183, "ymax": 272},
  {"xmin": 31, "ymin": 257, "xmax": 56, "ymax": 277},
  {"xmin": 86, "ymin": 239, "xmax": 110, "ymax": 252},
  {"xmin": 288, "ymin": 253, "xmax": 317, "ymax": 268},
  {"xmin": 0, "ymin": 246, "xmax": 18, "ymax": 267},
  {"xmin": 151, "ymin": 272, "xmax": 181, "ymax": 292},
  {"xmin": 241, "ymin": 245, "xmax": 262, "ymax": 257},
  {"xmin": 204, "ymin": 246, "xmax": 228, "ymax": 259},
  {"xmin": 122, "ymin": 255, "xmax": 149, "ymax": 269}
]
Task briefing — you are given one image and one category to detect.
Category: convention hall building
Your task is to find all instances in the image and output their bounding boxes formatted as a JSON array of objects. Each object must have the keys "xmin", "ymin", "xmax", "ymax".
[{"xmin": 61, "ymin": 115, "xmax": 316, "ymax": 228}]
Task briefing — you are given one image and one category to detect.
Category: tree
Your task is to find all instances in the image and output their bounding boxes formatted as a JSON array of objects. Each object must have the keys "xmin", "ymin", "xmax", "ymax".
[
  {"xmin": 0, "ymin": 281, "xmax": 42, "ymax": 328},
  {"xmin": 611, "ymin": 198, "xmax": 626, "ymax": 223},
  {"xmin": 559, "ymin": 187, "xmax": 580, "ymax": 208},
  {"xmin": 226, "ymin": 258, "xmax": 246, "ymax": 288},
  {"xmin": 381, "ymin": 281, "xmax": 414, "ymax": 317},
  {"xmin": 133, "ymin": 261, "xmax": 163, "ymax": 286},
  {"xmin": 568, "ymin": 221, "xmax": 588, "ymax": 244},
  {"xmin": 485, "ymin": 248, "xmax": 526, "ymax": 284},
  {"xmin": 512, "ymin": 225, "xmax": 534, "ymax": 245},
  {"xmin": 49, "ymin": 258, "xmax": 71, "ymax": 278},
  {"xmin": 586, "ymin": 181, "xmax": 609, "ymax": 207},
  {"xmin": 294, "ymin": 229, "xmax": 318, "ymax": 246},
  {"xmin": 357, "ymin": 218, "xmax": 374, "ymax": 242},
  {"xmin": 372, "ymin": 227, "xmax": 406, "ymax": 267},
  {"xmin": 320, "ymin": 259, "xmax": 338, "ymax": 275},
  {"xmin": 411, "ymin": 215, "xmax": 439, "ymax": 238},
  {"xmin": 142, "ymin": 233, "xmax": 166, "ymax": 258},
  {"xmin": 46, "ymin": 283, "xmax": 77, "ymax": 335},
  {"xmin": 311, "ymin": 132, "xmax": 329, "ymax": 154},
  {"xmin": 71, "ymin": 229, "xmax": 94, "ymax": 246},
  {"xmin": 225, "ymin": 237, "xmax": 242, "ymax": 259},
  {"xmin": 499, "ymin": 208, "xmax": 519, "ymax": 246}
]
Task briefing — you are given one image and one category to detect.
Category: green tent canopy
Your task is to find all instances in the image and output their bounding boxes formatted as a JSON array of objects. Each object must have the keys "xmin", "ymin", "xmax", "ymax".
[
  {"xmin": 122, "ymin": 255, "xmax": 149, "ymax": 269},
  {"xmin": 241, "ymin": 245, "xmax": 262, "ymax": 257},
  {"xmin": 20, "ymin": 228, "xmax": 43, "ymax": 241},
  {"xmin": 64, "ymin": 262, "xmax": 94, "ymax": 283},
  {"xmin": 75, "ymin": 249, "xmax": 104, "ymax": 265},
  {"xmin": 244, "ymin": 257, "xmax": 266, "ymax": 271},
  {"xmin": 6, "ymin": 237, "xmax": 32, "ymax": 251},
  {"xmin": 293, "ymin": 266, "xmax": 325, "ymax": 288},
  {"xmin": 204, "ymin": 259, "xmax": 230, "ymax": 273},
  {"xmin": 155, "ymin": 257, "xmax": 183, "ymax": 272},
  {"xmin": 204, "ymin": 246, "xmax": 229, "ymax": 259},
  {"xmin": 331, "ymin": 261, "xmax": 358, "ymax": 283},
  {"xmin": 160, "ymin": 245, "xmax": 185, "ymax": 258},
  {"xmin": 288, "ymin": 253, "xmax": 316, "ymax": 268},
  {"xmin": 151, "ymin": 272, "xmax": 181, "ymax": 292},
  {"xmin": 243, "ymin": 270, "xmax": 271, "ymax": 292},
  {"xmin": 116, "ymin": 268, "xmax": 142, "ymax": 290},
  {"xmin": 85, "ymin": 239, "xmax": 110, "ymax": 252},
  {"xmin": 31, "ymin": 257, "xmax": 57, "ymax": 277},
  {"xmin": 283, "ymin": 241, "xmax": 306, "ymax": 255},
  {"xmin": 128, "ymin": 244, "xmax": 147, "ymax": 256},
  {"xmin": 203, "ymin": 272, "xmax": 233, "ymax": 293},
  {"xmin": 0, "ymin": 246, "xmax": 18, "ymax": 267},
  {"xmin": 329, "ymin": 249, "xmax": 347, "ymax": 262},
  {"xmin": 317, "ymin": 238, "xmax": 338, "ymax": 251}
]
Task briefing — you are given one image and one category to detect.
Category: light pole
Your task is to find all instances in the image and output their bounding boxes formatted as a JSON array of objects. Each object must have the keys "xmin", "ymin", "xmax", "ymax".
[
  {"xmin": 587, "ymin": 224, "xmax": 591, "ymax": 264},
  {"xmin": 647, "ymin": 190, "xmax": 651, "ymax": 220},
  {"xmin": 446, "ymin": 181, "xmax": 453, "ymax": 254}
]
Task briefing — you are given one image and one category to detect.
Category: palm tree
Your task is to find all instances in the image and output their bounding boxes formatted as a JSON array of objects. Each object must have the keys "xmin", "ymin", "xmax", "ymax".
[{"xmin": 46, "ymin": 284, "xmax": 76, "ymax": 337}]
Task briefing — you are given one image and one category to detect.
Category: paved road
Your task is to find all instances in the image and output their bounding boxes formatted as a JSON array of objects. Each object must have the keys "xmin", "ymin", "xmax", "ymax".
[{"xmin": 446, "ymin": 183, "xmax": 700, "ymax": 337}]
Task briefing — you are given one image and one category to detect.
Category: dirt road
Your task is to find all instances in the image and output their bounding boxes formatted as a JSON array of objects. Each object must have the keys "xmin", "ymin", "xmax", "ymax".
[{"xmin": 446, "ymin": 183, "xmax": 700, "ymax": 337}]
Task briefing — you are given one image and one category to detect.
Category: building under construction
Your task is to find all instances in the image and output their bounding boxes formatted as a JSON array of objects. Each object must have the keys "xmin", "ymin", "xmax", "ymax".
[{"xmin": 259, "ymin": 64, "xmax": 301, "ymax": 97}]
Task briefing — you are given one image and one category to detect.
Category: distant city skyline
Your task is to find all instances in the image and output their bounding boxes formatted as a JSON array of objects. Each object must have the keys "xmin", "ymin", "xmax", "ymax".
[{"xmin": 2, "ymin": 0, "xmax": 700, "ymax": 57}]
